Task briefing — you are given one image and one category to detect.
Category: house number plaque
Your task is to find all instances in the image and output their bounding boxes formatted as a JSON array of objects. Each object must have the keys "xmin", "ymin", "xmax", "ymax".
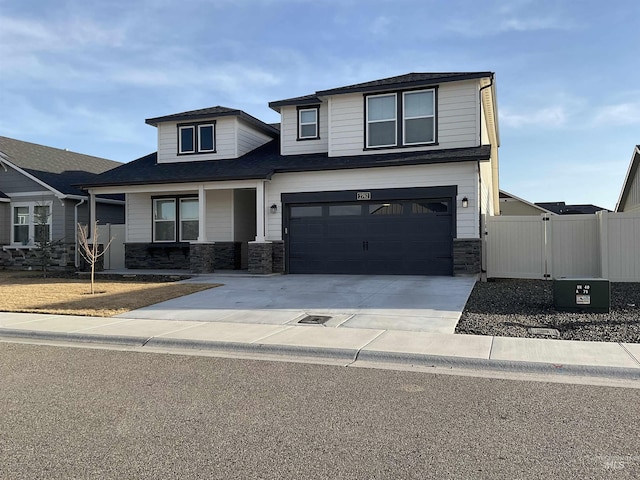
[{"xmin": 356, "ymin": 192, "xmax": 371, "ymax": 200}]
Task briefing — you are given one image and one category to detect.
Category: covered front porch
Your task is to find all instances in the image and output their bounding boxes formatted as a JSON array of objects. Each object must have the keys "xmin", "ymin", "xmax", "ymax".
[{"xmin": 88, "ymin": 180, "xmax": 283, "ymax": 275}]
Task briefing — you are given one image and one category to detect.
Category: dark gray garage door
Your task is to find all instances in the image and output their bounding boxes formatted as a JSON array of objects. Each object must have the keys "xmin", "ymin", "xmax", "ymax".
[{"xmin": 287, "ymin": 199, "xmax": 453, "ymax": 275}]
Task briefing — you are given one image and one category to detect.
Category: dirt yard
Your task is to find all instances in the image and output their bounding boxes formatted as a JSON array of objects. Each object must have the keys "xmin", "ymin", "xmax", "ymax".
[{"xmin": 0, "ymin": 271, "xmax": 218, "ymax": 317}]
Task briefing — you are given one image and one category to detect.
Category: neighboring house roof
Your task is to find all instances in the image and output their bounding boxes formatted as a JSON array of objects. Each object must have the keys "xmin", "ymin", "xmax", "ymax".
[
  {"xmin": 269, "ymin": 72, "xmax": 494, "ymax": 110},
  {"xmin": 616, "ymin": 145, "xmax": 640, "ymax": 212},
  {"xmin": 535, "ymin": 201, "xmax": 609, "ymax": 215},
  {"xmin": 81, "ymin": 140, "xmax": 491, "ymax": 188},
  {"xmin": 0, "ymin": 136, "xmax": 121, "ymax": 197},
  {"xmin": 499, "ymin": 190, "xmax": 555, "ymax": 215},
  {"xmin": 144, "ymin": 105, "xmax": 280, "ymax": 136}
]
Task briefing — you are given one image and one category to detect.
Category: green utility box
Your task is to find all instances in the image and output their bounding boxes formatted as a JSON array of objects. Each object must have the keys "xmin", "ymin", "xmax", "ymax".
[{"xmin": 553, "ymin": 278, "xmax": 610, "ymax": 313}]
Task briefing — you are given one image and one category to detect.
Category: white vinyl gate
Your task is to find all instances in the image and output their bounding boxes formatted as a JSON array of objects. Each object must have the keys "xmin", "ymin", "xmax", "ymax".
[
  {"xmin": 486, "ymin": 211, "xmax": 640, "ymax": 282},
  {"xmin": 96, "ymin": 224, "xmax": 125, "ymax": 270}
]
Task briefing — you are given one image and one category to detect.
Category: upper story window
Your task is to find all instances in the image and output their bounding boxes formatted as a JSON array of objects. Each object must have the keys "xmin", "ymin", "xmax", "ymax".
[
  {"xmin": 11, "ymin": 202, "xmax": 52, "ymax": 245},
  {"xmin": 365, "ymin": 88, "xmax": 436, "ymax": 149},
  {"xmin": 178, "ymin": 122, "xmax": 216, "ymax": 155},
  {"xmin": 297, "ymin": 106, "xmax": 319, "ymax": 140}
]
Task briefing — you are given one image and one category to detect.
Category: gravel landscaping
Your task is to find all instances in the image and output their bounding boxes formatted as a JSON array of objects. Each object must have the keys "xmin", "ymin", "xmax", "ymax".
[{"xmin": 456, "ymin": 279, "xmax": 640, "ymax": 343}]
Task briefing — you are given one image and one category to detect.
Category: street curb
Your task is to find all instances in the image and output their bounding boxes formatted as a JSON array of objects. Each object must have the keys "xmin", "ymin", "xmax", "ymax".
[
  {"xmin": 2, "ymin": 328, "xmax": 639, "ymax": 380},
  {"xmin": 356, "ymin": 350, "xmax": 640, "ymax": 381},
  {"xmin": 145, "ymin": 337, "xmax": 359, "ymax": 360}
]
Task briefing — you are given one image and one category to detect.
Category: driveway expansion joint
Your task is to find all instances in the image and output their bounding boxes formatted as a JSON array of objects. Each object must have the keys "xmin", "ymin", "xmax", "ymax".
[{"xmin": 619, "ymin": 343, "xmax": 640, "ymax": 367}]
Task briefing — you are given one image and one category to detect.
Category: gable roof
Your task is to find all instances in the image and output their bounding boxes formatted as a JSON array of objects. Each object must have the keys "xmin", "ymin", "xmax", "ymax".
[
  {"xmin": 144, "ymin": 105, "xmax": 280, "ymax": 137},
  {"xmin": 535, "ymin": 201, "xmax": 609, "ymax": 215},
  {"xmin": 0, "ymin": 136, "xmax": 121, "ymax": 197},
  {"xmin": 499, "ymin": 190, "xmax": 555, "ymax": 214},
  {"xmin": 616, "ymin": 145, "xmax": 640, "ymax": 212},
  {"xmin": 269, "ymin": 72, "xmax": 494, "ymax": 110},
  {"xmin": 81, "ymin": 141, "xmax": 491, "ymax": 188}
]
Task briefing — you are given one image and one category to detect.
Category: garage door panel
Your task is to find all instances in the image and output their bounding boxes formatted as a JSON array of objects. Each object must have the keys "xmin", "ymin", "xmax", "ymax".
[{"xmin": 286, "ymin": 198, "xmax": 453, "ymax": 275}]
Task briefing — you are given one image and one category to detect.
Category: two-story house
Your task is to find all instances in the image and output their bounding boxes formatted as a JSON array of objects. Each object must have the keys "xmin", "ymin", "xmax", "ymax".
[{"xmin": 82, "ymin": 72, "xmax": 500, "ymax": 276}]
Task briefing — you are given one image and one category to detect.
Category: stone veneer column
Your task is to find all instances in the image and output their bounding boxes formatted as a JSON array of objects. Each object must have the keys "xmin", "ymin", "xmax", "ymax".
[
  {"xmin": 248, "ymin": 241, "xmax": 273, "ymax": 274},
  {"xmin": 190, "ymin": 243, "xmax": 216, "ymax": 274},
  {"xmin": 271, "ymin": 240, "xmax": 285, "ymax": 273},
  {"xmin": 452, "ymin": 238, "xmax": 482, "ymax": 275}
]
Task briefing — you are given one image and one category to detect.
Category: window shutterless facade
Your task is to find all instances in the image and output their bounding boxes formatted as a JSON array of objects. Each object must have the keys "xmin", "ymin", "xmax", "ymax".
[
  {"xmin": 11, "ymin": 202, "xmax": 52, "ymax": 245},
  {"xmin": 178, "ymin": 122, "xmax": 216, "ymax": 155},
  {"xmin": 152, "ymin": 197, "xmax": 199, "ymax": 242},
  {"xmin": 297, "ymin": 106, "xmax": 319, "ymax": 140},
  {"xmin": 365, "ymin": 88, "xmax": 436, "ymax": 149}
]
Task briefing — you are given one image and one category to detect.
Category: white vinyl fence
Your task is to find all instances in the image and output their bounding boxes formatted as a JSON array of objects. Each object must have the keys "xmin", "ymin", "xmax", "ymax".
[
  {"xmin": 96, "ymin": 224, "xmax": 125, "ymax": 270},
  {"xmin": 486, "ymin": 211, "xmax": 640, "ymax": 282}
]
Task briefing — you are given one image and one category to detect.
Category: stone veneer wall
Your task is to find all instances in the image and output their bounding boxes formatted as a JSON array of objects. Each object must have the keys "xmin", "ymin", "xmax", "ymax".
[
  {"xmin": 271, "ymin": 241, "xmax": 285, "ymax": 274},
  {"xmin": 248, "ymin": 242, "xmax": 273, "ymax": 274},
  {"xmin": 0, "ymin": 243, "xmax": 75, "ymax": 271},
  {"xmin": 453, "ymin": 238, "xmax": 481, "ymax": 275},
  {"xmin": 125, "ymin": 243, "xmax": 190, "ymax": 270}
]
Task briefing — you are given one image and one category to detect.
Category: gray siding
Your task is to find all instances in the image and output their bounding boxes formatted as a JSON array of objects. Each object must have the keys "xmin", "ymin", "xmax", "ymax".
[
  {"xmin": 0, "ymin": 165, "xmax": 47, "ymax": 194},
  {"xmin": 0, "ymin": 203, "xmax": 9, "ymax": 244}
]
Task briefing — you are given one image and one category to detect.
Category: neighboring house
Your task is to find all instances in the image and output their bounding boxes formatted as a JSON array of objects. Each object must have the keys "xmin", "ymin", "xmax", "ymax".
[
  {"xmin": 616, "ymin": 145, "xmax": 640, "ymax": 212},
  {"xmin": 82, "ymin": 72, "xmax": 500, "ymax": 276},
  {"xmin": 0, "ymin": 136, "xmax": 124, "ymax": 269},
  {"xmin": 535, "ymin": 201, "xmax": 609, "ymax": 215},
  {"xmin": 498, "ymin": 190, "xmax": 555, "ymax": 216}
]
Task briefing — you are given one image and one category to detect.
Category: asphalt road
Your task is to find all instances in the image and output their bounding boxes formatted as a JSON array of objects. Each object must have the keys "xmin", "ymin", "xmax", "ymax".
[{"xmin": 1, "ymin": 342, "xmax": 639, "ymax": 479}]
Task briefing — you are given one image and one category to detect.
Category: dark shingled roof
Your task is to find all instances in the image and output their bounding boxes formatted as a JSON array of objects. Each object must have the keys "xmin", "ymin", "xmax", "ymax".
[
  {"xmin": 535, "ymin": 202, "xmax": 610, "ymax": 214},
  {"xmin": 81, "ymin": 141, "xmax": 492, "ymax": 188},
  {"xmin": 0, "ymin": 190, "xmax": 9, "ymax": 200},
  {"xmin": 270, "ymin": 72, "xmax": 494, "ymax": 110},
  {"xmin": 0, "ymin": 136, "xmax": 122, "ymax": 197},
  {"xmin": 145, "ymin": 106, "xmax": 280, "ymax": 137}
]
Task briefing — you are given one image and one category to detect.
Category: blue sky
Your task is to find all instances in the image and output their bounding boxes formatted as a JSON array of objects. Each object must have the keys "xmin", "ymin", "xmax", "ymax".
[{"xmin": 1, "ymin": 0, "xmax": 638, "ymax": 210}]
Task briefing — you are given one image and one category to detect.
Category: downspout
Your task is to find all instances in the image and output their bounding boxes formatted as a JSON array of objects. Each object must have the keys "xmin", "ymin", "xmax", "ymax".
[
  {"xmin": 74, "ymin": 198, "xmax": 86, "ymax": 268},
  {"xmin": 478, "ymin": 75, "xmax": 493, "ymax": 280}
]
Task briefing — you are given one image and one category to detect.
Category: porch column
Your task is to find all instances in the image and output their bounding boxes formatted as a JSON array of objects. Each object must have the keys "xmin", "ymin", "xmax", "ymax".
[
  {"xmin": 89, "ymin": 191, "xmax": 96, "ymax": 240},
  {"xmin": 198, "ymin": 184, "xmax": 207, "ymax": 242},
  {"xmin": 255, "ymin": 180, "xmax": 266, "ymax": 242}
]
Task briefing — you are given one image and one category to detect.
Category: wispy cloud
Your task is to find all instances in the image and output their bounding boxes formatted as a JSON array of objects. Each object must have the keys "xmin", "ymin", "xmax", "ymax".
[
  {"xmin": 500, "ymin": 106, "xmax": 568, "ymax": 128},
  {"xmin": 593, "ymin": 102, "xmax": 640, "ymax": 126}
]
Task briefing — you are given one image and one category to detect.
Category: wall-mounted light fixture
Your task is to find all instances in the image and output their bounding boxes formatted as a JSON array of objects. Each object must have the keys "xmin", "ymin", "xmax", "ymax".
[
  {"xmin": 461, "ymin": 197, "xmax": 469, "ymax": 208},
  {"xmin": 270, "ymin": 204, "xmax": 278, "ymax": 214}
]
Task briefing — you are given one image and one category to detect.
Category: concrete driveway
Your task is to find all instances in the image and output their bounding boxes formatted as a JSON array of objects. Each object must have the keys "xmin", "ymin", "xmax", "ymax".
[{"xmin": 117, "ymin": 275, "xmax": 477, "ymax": 334}]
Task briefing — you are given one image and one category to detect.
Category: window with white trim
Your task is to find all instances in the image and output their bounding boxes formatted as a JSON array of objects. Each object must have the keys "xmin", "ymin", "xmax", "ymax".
[
  {"xmin": 11, "ymin": 202, "xmax": 52, "ymax": 245},
  {"xmin": 153, "ymin": 197, "xmax": 199, "ymax": 242},
  {"xmin": 365, "ymin": 88, "xmax": 436, "ymax": 149},
  {"xmin": 178, "ymin": 122, "xmax": 216, "ymax": 154},
  {"xmin": 298, "ymin": 107, "xmax": 319, "ymax": 140}
]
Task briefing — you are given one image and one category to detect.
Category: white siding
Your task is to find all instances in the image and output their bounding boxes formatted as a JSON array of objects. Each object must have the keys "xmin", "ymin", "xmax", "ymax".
[
  {"xmin": 126, "ymin": 193, "xmax": 152, "ymax": 242},
  {"xmin": 280, "ymin": 104, "xmax": 329, "ymax": 155},
  {"xmin": 205, "ymin": 189, "xmax": 233, "ymax": 241},
  {"xmin": 328, "ymin": 80, "xmax": 479, "ymax": 157},
  {"xmin": 237, "ymin": 119, "xmax": 273, "ymax": 157},
  {"xmin": 622, "ymin": 167, "xmax": 640, "ymax": 212},
  {"xmin": 479, "ymin": 159, "xmax": 494, "ymax": 216},
  {"xmin": 157, "ymin": 117, "xmax": 238, "ymax": 163},
  {"xmin": 266, "ymin": 162, "xmax": 479, "ymax": 241}
]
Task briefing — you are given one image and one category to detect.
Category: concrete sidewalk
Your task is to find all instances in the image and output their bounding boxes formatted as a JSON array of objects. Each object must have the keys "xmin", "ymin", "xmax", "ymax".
[{"xmin": 1, "ymin": 311, "xmax": 639, "ymax": 380}]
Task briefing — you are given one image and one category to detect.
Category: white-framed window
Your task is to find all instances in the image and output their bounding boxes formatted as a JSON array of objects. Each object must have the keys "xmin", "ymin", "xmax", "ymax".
[
  {"xmin": 179, "ymin": 198, "xmax": 199, "ymax": 242},
  {"xmin": 298, "ymin": 107, "xmax": 319, "ymax": 140},
  {"xmin": 178, "ymin": 126, "xmax": 195, "ymax": 154},
  {"xmin": 366, "ymin": 93, "xmax": 397, "ymax": 148},
  {"xmin": 403, "ymin": 90, "xmax": 435, "ymax": 145},
  {"xmin": 365, "ymin": 88, "xmax": 436, "ymax": 149},
  {"xmin": 11, "ymin": 202, "xmax": 52, "ymax": 245},
  {"xmin": 153, "ymin": 198, "xmax": 176, "ymax": 242},
  {"xmin": 178, "ymin": 122, "xmax": 216, "ymax": 154},
  {"xmin": 198, "ymin": 124, "xmax": 215, "ymax": 152},
  {"xmin": 153, "ymin": 197, "xmax": 199, "ymax": 242}
]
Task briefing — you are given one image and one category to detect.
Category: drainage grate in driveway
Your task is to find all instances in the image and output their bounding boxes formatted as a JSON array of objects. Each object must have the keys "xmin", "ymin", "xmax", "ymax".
[{"xmin": 298, "ymin": 315, "xmax": 332, "ymax": 325}]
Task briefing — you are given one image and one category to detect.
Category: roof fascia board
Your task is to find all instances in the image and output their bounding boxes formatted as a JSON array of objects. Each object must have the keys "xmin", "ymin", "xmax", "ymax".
[
  {"xmin": 87, "ymin": 179, "xmax": 265, "ymax": 196},
  {"xmin": 145, "ymin": 111, "xmax": 279, "ymax": 137},
  {"xmin": 268, "ymin": 96, "xmax": 322, "ymax": 111},
  {"xmin": 615, "ymin": 146, "xmax": 640, "ymax": 212}
]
